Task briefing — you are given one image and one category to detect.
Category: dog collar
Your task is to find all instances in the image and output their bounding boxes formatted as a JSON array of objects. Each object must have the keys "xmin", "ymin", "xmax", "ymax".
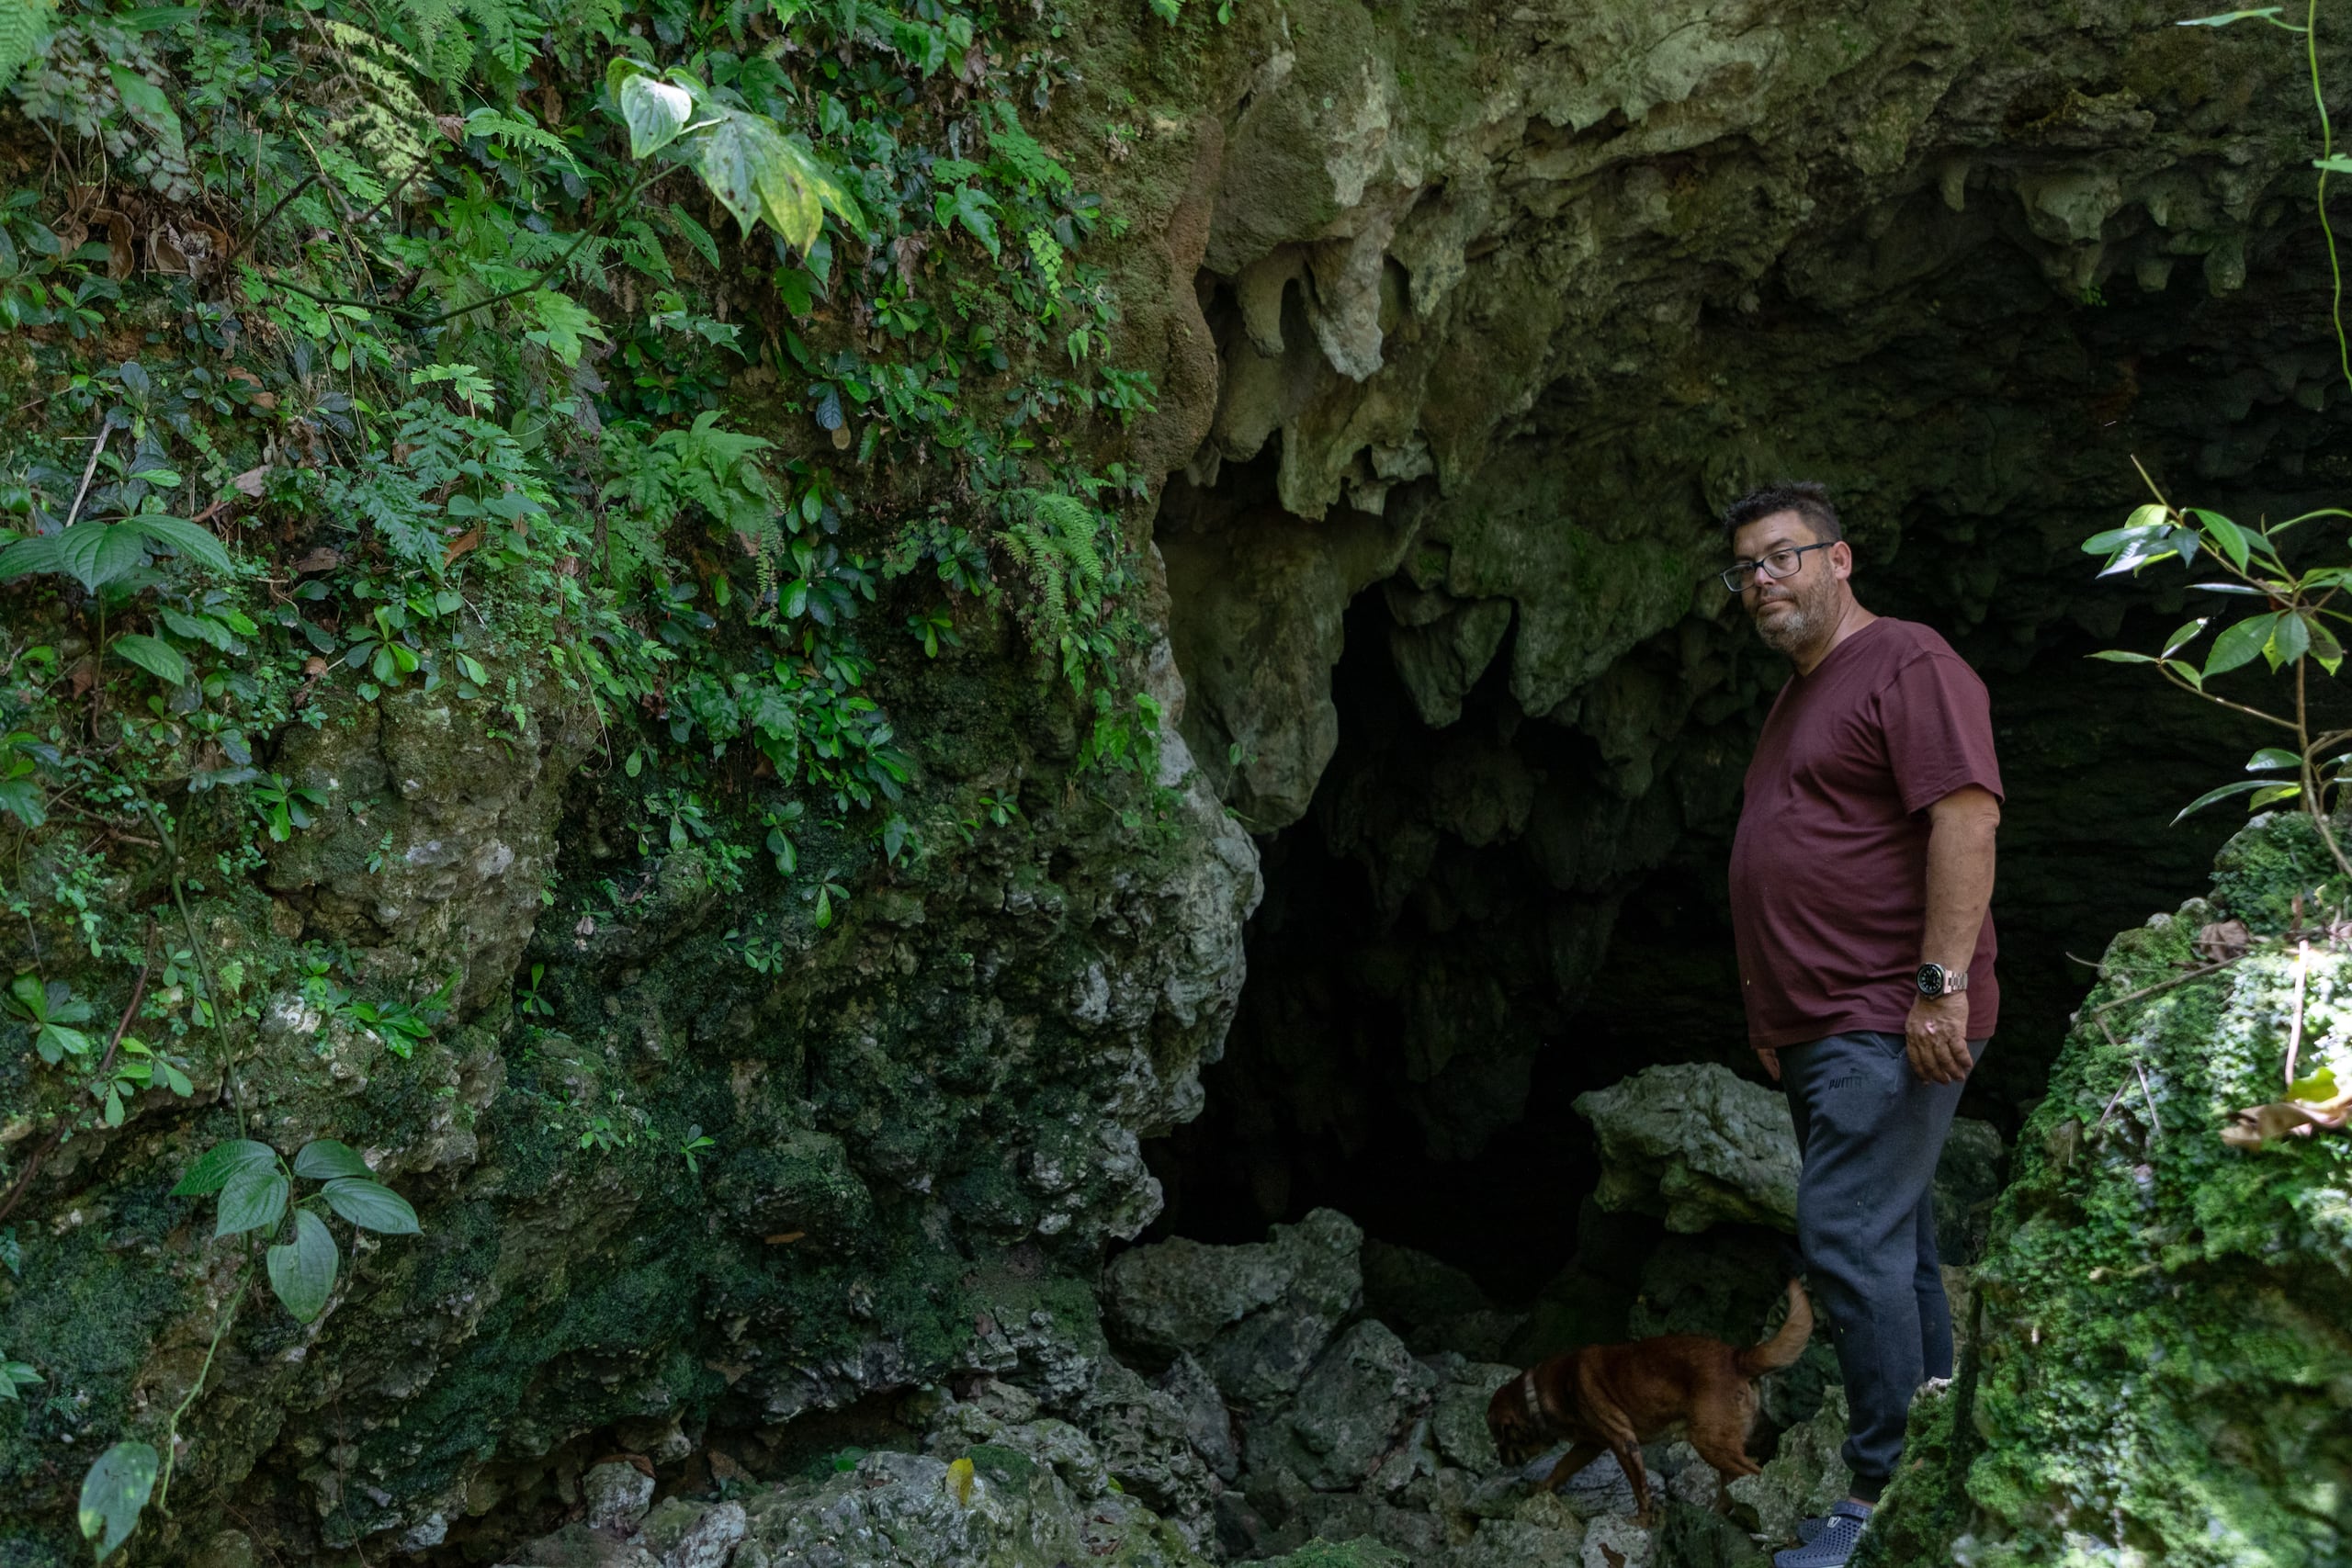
[{"xmin": 1521, "ymin": 1372, "xmax": 1545, "ymax": 1426}]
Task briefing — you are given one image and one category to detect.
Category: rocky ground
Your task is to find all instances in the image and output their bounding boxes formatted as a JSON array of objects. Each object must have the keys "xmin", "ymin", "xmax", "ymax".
[{"xmin": 469, "ymin": 1065, "xmax": 2005, "ymax": 1568}]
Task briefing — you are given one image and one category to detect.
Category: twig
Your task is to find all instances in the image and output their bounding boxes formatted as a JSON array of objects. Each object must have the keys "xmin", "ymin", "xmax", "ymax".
[
  {"xmin": 2089, "ymin": 953, "xmax": 2256, "ymax": 1018},
  {"xmin": 224, "ymin": 172, "xmax": 321, "ymax": 266},
  {"xmin": 62, "ymin": 419, "xmax": 116, "ymax": 531},
  {"xmin": 2133, "ymin": 1059, "xmax": 2165, "ymax": 1138},
  {"xmin": 2287, "ymin": 940, "xmax": 2312, "ymax": 1089},
  {"xmin": 155, "ymin": 1251, "xmax": 254, "ymax": 1514}
]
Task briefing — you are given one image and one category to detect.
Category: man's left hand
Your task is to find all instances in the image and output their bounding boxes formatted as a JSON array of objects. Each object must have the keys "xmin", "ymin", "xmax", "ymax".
[{"xmin": 1905, "ymin": 991, "xmax": 1973, "ymax": 1084}]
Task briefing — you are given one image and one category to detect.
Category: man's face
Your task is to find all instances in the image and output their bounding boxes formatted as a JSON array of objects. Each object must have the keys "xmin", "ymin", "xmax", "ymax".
[{"xmin": 1731, "ymin": 511, "xmax": 1842, "ymax": 656}]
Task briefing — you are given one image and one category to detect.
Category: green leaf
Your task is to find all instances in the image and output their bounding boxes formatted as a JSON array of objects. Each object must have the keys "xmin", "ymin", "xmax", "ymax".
[
  {"xmin": 2177, "ymin": 6, "xmax": 2298, "ymax": 28},
  {"xmin": 692, "ymin": 107, "xmax": 775, "ymax": 239},
  {"xmin": 266, "ymin": 1208, "xmax": 338, "ymax": 1323},
  {"xmin": 2173, "ymin": 778, "xmax": 2274, "ymax": 823},
  {"xmin": 2288, "ymin": 1066, "xmax": 2340, "ymax": 1101},
  {"xmin": 2267, "ymin": 611, "xmax": 2312, "ymax": 669},
  {"xmin": 77, "ymin": 1441, "xmax": 157, "ymax": 1563},
  {"xmin": 2250, "ymin": 783, "xmax": 2303, "ymax": 809},
  {"xmin": 107, "ymin": 63, "xmax": 185, "ymax": 164},
  {"xmin": 125, "ymin": 515, "xmax": 233, "ymax": 574},
  {"xmin": 664, "ymin": 202, "xmax": 721, "ymax": 269},
  {"xmin": 172, "ymin": 1139, "xmax": 277, "ymax": 1196},
  {"xmin": 2246, "ymin": 748, "xmax": 2301, "ymax": 773},
  {"xmin": 159, "ymin": 606, "xmax": 232, "ymax": 650},
  {"xmin": 58, "ymin": 524, "xmax": 147, "ymax": 591},
  {"xmin": 0, "ymin": 0, "xmax": 61, "ymax": 93},
  {"xmin": 2160, "ymin": 618, "xmax": 2208, "ymax": 657},
  {"xmin": 933, "ymin": 184, "xmax": 1001, "ymax": 258},
  {"xmin": 2189, "ymin": 509, "xmax": 2251, "ymax": 571},
  {"xmin": 0, "ymin": 776, "xmax": 45, "ymax": 827},
  {"xmin": 2204, "ymin": 614, "xmax": 2276, "ymax": 679},
  {"xmin": 215, "ymin": 1168, "xmax": 289, "ymax": 1236},
  {"xmin": 615, "ymin": 68, "xmax": 695, "ymax": 160},
  {"xmin": 320, "ymin": 1178, "xmax": 420, "ymax": 1235},
  {"xmin": 292, "ymin": 1139, "xmax": 371, "ymax": 1180},
  {"xmin": 0, "ymin": 533, "xmax": 67, "ymax": 581},
  {"xmin": 112, "ymin": 634, "xmax": 187, "ymax": 686}
]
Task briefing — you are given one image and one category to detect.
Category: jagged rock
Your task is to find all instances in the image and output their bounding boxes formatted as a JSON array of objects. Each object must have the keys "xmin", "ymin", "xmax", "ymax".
[
  {"xmin": 1727, "ymin": 1387, "xmax": 1851, "ymax": 1550},
  {"xmin": 1103, "ymin": 1209, "xmax": 1363, "ymax": 1403},
  {"xmin": 1577, "ymin": 1065, "xmax": 1802, "ymax": 1234},
  {"xmin": 1426, "ymin": 1355, "xmax": 1517, "ymax": 1473},
  {"xmin": 1579, "ymin": 1513, "xmax": 1654, "ymax": 1568},
  {"xmin": 1078, "ymin": 1359, "xmax": 1221, "ymax": 1542},
  {"xmin": 1157, "ymin": 1352, "xmax": 1240, "ymax": 1483},
  {"xmin": 1256, "ymin": 1539, "xmax": 1410, "ymax": 1568},
  {"xmin": 1451, "ymin": 1517, "xmax": 1586, "ymax": 1567},
  {"xmin": 1269, "ymin": 1320, "xmax": 1440, "ymax": 1492},
  {"xmin": 639, "ymin": 1500, "xmax": 745, "ymax": 1568},
  {"xmin": 582, "ymin": 1462, "xmax": 656, "ymax": 1532}
]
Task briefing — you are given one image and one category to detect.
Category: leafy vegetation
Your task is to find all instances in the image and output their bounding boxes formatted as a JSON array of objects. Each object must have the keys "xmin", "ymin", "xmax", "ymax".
[{"xmin": 0, "ymin": 0, "xmax": 1178, "ymax": 1543}]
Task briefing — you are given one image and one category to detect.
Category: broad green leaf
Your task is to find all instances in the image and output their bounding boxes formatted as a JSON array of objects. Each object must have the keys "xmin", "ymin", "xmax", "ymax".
[
  {"xmin": 2173, "ymin": 778, "xmax": 2273, "ymax": 823},
  {"xmin": 55, "ymin": 524, "xmax": 146, "ymax": 591},
  {"xmin": 693, "ymin": 107, "xmax": 775, "ymax": 238},
  {"xmin": 2267, "ymin": 611, "xmax": 2312, "ymax": 669},
  {"xmin": 0, "ymin": 533, "xmax": 67, "ymax": 581},
  {"xmin": 159, "ymin": 606, "xmax": 232, "ymax": 650},
  {"xmin": 172, "ymin": 1138, "xmax": 277, "ymax": 1196},
  {"xmin": 2160, "ymin": 618, "xmax": 2207, "ymax": 657},
  {"xmin": 77, "ymin": 1441, "xmax": 157, "ymax": 1563},
  {"xmin": 126, "ymin": 515, "xmax": 233, "ymax": 573},
  {"xmin": 112, "ymin": 633, "xmax": 187, "ymax": 686},
  {"xmin": 266, "ymin": 1208, "xmax": 338, "ymax": 1323},
  {"xmin": 321, "ymin": 1177, "xmax": 420, "ymax": 1235},
  {"xmin": 616, "ymin": 69, "xmax": 695, "ymax": 160},
  {"xmin": 2204, "ymin": 614, "xmax": 2276, "ymax": 679},
  {"xmin": 2250, "ymin": 783, "xmax": 2303, "ymax": 809},
  {"xmin": 292, "ymin": 1139, "xmax": 370, "ymax": 1180},
  {"xmin": 2086, "ymin": 649, "xmax": 2161, "ymax": 664},
  {"xmin": 752, "ymin": 130, "xmax": 827, "ymax": 253},
  {"xmin": 0, "ymin": 776, "xmax": 45, "ymax": 827},
  {"xmin": 2190, "ymin": 509, "xmax": 2250, "ymax": 571},
  {"xmin": 215, "ymin": 1167, "xmax": 289, "ymax": 1236},
  {"xmin": 2316, "ymin": 157, "xmax": 2352, "ymax": 174},
  {"xmin": 2246, "ymin": 748, "xmax": 2301, "ymax": 773}
]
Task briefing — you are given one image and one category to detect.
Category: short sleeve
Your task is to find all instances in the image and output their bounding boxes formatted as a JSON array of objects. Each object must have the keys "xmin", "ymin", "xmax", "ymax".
[{"xmin": 1878, "ymin": 651, "xmax": 2004, "ymax": 815}]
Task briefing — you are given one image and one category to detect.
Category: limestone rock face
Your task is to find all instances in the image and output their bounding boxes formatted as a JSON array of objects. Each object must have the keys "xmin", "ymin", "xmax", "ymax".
[
  {"xmin": 1262, "ymin": 1319, "xmax": 1438, "ymax": 1492},
  {"xmin": 1577, "ymin": 1064, "xmax": 1803, "ymax": 1234}
]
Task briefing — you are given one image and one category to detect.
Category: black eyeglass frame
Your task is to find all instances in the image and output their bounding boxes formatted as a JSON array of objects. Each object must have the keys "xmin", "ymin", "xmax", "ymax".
[{"xmin": 1719, "ymin": 540, "xmax": 1836, "ymax": 593}]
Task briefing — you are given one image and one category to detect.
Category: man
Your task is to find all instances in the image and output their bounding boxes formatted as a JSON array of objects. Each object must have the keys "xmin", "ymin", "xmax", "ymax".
[{"xmin": 1721, "ymin": 481, "xmax": 2001, "ymax": 1568}]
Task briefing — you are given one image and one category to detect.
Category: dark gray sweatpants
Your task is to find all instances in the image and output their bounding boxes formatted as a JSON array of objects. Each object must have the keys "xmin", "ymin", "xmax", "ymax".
[{"xmin": 1780, "ymin": 1030, "xmax": 1986, "ymax": 1495}]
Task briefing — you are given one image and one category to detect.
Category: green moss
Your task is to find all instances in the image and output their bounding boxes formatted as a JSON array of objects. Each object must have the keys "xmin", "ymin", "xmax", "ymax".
[{"xmin": 1876, "ymin": 816, "xmax": 2352, "ymax": 1566}]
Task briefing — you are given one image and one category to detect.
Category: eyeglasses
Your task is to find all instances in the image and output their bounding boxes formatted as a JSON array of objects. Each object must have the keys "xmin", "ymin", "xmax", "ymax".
[{"xmin": 1719, "ymin": 541, "xmax": 1834, "ymax": 593}]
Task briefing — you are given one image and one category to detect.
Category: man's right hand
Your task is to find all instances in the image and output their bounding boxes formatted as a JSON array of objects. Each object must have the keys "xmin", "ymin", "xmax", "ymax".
[{"xmin": 1756, "ymin": 1046, "xmax": 1781, "ymax": 1082}]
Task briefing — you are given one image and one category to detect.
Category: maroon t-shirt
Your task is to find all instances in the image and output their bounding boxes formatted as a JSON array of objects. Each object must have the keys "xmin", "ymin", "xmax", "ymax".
[{"xmin": 1729, "ymin": 618, "xmax": 2003, "ymax": 1049}]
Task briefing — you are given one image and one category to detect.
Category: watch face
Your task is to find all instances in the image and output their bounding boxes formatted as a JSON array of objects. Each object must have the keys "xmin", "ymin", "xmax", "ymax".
[{"xmin": 1917, "ymin": 964, "xmax": 1942, "ymax": 997}]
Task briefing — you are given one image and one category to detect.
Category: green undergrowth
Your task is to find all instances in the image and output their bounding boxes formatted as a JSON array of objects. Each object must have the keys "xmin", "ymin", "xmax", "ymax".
[
  {"xmin": 1865, "ymin": 812, "xmax": 2352, "ymax": 1568},
  {"xmin": 0, "ymin": 0, "xmax": 1231, "ymax": 1550}
]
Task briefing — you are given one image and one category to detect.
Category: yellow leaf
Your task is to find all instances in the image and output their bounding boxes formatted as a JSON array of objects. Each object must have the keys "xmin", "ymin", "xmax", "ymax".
[{"xmin": 946, "ymin": 1456, "xmax": 975, "ymax": 1507}]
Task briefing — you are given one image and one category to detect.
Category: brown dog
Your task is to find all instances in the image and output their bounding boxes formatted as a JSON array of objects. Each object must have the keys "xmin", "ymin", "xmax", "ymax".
[{"xmin": 1486, "ymin": 1279, "xmax": 1815, "ymax": 1522}]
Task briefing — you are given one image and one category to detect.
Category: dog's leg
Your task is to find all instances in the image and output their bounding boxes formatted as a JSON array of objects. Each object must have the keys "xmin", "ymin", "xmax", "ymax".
[
  {"xmin": 1539, "ymin": 1440, "xmax": 1606, "ymax": 1494},
  {"xmin": 1610, "ymin": 1437, "xmax": 1655, "ymax": 1527},
  {"xmin": 1689, "ymin": 1418, "xmax": 1764, "ymax": 1482}
]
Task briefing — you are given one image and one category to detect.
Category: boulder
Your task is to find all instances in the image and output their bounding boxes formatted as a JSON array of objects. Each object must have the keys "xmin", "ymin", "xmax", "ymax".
[
  {"xmin": 1579, "ymin": 1513, "xmax": 1654, "ymax": 1568},
  {"xmin": 1156, "ymin": 1352, "xmax": 1241, "ymax": 1482},
  {"xmin": 1451, "ymin": 1516, "xmax": 1586, "ymax": 1567},
  {"xmin": 1428, "ymin": 1356, "xmax": 1520, "ymax": 1473},
  {"xmin": 582, "ymin": 1461, "xmax": 655, "ymax": 1533},
  {"xmin": 1575, "ymin": 1065, "xmax": 1801, "ymax": 1234},
  {"xmin": 1726, "ymin": 1387, "xmax": 1851, "ymax": 1549},
  {"xmin": 1267, "ymin": 1320, "xmax": 1439, "ymax": 1493},
  {"xmin": 1104, "ymin": 1208, "xmax": 1363, "ymax": 1404}
]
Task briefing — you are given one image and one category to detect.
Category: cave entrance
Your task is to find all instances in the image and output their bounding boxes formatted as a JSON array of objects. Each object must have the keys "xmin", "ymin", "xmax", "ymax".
[{"xmin": 1141, "ymin": 470, "xmax": 2301, "ymax": 1332}]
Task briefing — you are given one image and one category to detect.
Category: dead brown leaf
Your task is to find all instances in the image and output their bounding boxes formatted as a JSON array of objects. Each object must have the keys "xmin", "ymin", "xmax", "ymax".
[
  {"xmin": 2196, "ymin": 919, "xmax": 2252, "ymax": 964},
  {"xmin": 763, "ymin": 1231, "xmax": 805, "ymax": 1246},
  {"xmin": 442, "ymin": 525, "xmax": 485, "ymax": 567},
  {"xmin": 292, "ymin": 547, "xmax": 341, "ymax": 575},
  {"xmin": 231, "ymin": 465, "xmax": 270, "ymax": 497},
  {"xmin": 102, "ymin": 211, "xmax": 135, "ymax": 280}
]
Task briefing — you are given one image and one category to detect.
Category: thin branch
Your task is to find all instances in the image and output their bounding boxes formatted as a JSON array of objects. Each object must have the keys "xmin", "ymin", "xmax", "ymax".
[
  {"xmin": 62, "ymin": 419, "xmax": 116, "ymax": 530},
  {"xmin": 224, "ymin": 172, "xmax": 321, "ymax": 266},
  {"xmin": 2287, "ymin": 939, "xmax": 2312, "ymax": 1088}
]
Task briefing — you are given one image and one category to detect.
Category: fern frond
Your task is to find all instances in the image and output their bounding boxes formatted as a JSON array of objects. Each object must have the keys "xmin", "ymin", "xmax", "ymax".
[{"xmin": 0, "ymin": 0, "xmax": 58, "ymax": 92}]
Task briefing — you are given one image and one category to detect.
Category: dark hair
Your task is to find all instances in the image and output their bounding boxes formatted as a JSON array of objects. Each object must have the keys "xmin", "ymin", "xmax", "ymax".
[{"xmin": 1724, "ymin": 481, "xmax": 1842, "ymax": 546}]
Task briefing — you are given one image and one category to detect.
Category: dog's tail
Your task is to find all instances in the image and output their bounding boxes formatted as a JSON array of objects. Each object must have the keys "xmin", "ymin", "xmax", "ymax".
[{"xmin": 1734, "ymin": 1280, "xmax": 1814, "ymax": 1377}]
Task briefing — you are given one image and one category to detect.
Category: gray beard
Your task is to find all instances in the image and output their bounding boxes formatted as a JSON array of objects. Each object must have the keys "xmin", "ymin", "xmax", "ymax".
[{"xmin": 1755, "ymin": 599, "xmax": 1816, "ymax": 656}]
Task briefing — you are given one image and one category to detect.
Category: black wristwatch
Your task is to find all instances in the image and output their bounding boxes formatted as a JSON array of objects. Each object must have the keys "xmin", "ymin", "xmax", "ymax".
[{"xmin": 1917, "ymin": 963, "xmax": 1970, "ymax": 998}]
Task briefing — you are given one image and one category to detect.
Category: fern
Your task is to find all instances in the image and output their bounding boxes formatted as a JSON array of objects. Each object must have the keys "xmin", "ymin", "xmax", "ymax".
[
  {"xmin": 0, "ymin": 0, "xmax": 57, "ymax": 94},
  {"xmin": 998, "ymin": 488, "xmax": 1116, "ymax": 689}
]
